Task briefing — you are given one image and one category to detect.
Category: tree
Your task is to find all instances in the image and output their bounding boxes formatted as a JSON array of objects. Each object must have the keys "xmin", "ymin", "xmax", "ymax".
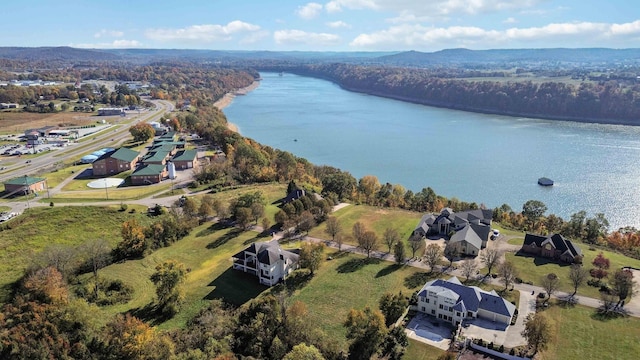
[
  {"xmin": 100, "ymin": 314, "xmax": 174, "ymax": 360},
  {"xmin": 343, "ymin": 307, "xmax": 388, "ymax": 360},
  {"xmin": 591, "ymin": 252, "xmax": 610, "ymax": 282},
  {"xmin": 541, "ymin": 273, "xmax": 559, "ymax": 304},
  {"xmin": 261, "ymin": 217, "xmax": 271, "ymax": 234},
  {"xmin": 250, "ymin": 202, "xmax": 265, "ymax": 225},
  {"xmin": 335, "ymin": 233, "xmax": 344, "ymax": 251},
  {"xmin": 283, "ymin": 344, "xmax": 326, "ymax": 360},
  {"xmin": 611, "ymin": 268, "xmax": 634, "ymax": 303},
  {"xmin": 82, "ymin": 239, "xmax": 111, "ymax": 299},
  {"xmin": 423, "ymin": 243, "xmax": 442, "ymax": 273},
  {"xmin": 408, "ymin": 234, "xmax": 424, "ymax": 259},
  {"xmin": 444, "ymin": 243, "xmax": 459, "ymax": 267},
  {"xmin": 129, "ymin": 122, "xmax": 155, "ymax": 142},
  {"xmin": 498, "ymin": 260, "xmax": 518, "ymax": 291},
  {"xmin": 584, "ymin": 213, "xmax": 609, "ymax": 244},
  {"xmin": 324, "ymin": 216, "xmax": 342, "ymax": 242},
  {"xmin": 297, "ymin": 210, "xmax": 316, "ymax": 235},
  {"xmin": 352, "ymin": 221, "xmax": 366, "ymax": 243},
  {"xmin": 379, "ymin": 292, "xmax": 409, "ymax": 327},
  {"xmin": 198, "ymin": 197, "xmax": 214, "ymax": 223},
  {"xmin": 299, "ymin": 242, "xmax": 325, "ymax": 275},
  {"xmin": 521, "ymin": 313, "xmax": 550, "ymax": 355},
  {"xmin": 394, "ymin": 241, "xmax": 406, "ymax": 264},
  {"xmin": 568, "ymin": 264, "xmax": 589, "ymax": 297},
  {"xmin": 34, "ymin": 244, "xmax": 77, "ymax": 278},
  {"xmin": 522, "ymin": 200, "xmax": 547, "ymax": 231},
  {"xmin": 383, "ymin": 228, "xmax": 401, "ymax": 253},
  {"xmin": 150, "ymin": 260, "xmax": 187, "ymax": 317},
  {"xmin": 359, "ymin": 230, "xmax": 379, "ymax": 258},
  {"xmin": 235, "ymin": 207, "xmax": 252, "ymax": 230},
  {"xmin": 115, "ymin": 218, "xmax": 147, "ymax": 259},
  {"xmin": 480, "ymin": 248, "xmax": 502, "ymax": 276},
  {"xmin": 181, "ymin": 197, "xmax": 198, "ymax": 220},
  {"xmin": 460, "ymin": 259, "xmax": 478, "ymax": 282},
  {"xmin": 379, "ymin": 326, "xmax": 409, "ymax": 360}
]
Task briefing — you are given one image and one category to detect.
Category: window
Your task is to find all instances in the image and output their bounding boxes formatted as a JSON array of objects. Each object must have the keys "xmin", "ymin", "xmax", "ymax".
[
  {"xmin": 431, "ymin": 310, "xmax": 435, "ymax": 315},
  {"xmin": 426, "ymin": 298, "xmax": 430, "ymax": 303},
  {"xmin": 421, "ymin": 307, "xmax": 425, "ymax": 312},
  {"xmin": 456, "ymin": 312, "xmax": 461, "ymax": 317},
  {"xmin": 439, "ymin": 304, "xmax": 443, "ymax": 309},
  {"xmin": 449, "ymin": 307, "xmax": 453, "ymax": 312}
]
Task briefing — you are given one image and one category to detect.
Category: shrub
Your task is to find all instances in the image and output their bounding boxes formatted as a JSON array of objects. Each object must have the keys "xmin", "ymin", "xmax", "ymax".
[
  {"xmin": 538, "ymin": 292, "xmax": 546, "ymax": 299},
  {"xmin": 49, "ymin": 201, "xmax": 54, "ymax": 207},
  {"xmin": 509, "ymin": 348, "xmax": 516, "ymax": 355},
  {"xmin": 498, "ymin": 345, "xmax": 505, "ymax": 353},
  {"xmin": 488, "ymin": 342, "xmax": 494, "ymax": 350},
  {"xmin": 120, "ymin": 203, "xmax": 128, "ymax": 212}
]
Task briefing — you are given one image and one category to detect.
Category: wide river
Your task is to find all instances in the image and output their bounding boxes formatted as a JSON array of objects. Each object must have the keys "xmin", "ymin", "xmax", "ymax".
[{"xmin": 225, "ymin": 72, "xmax": 640, "ymax": 229}]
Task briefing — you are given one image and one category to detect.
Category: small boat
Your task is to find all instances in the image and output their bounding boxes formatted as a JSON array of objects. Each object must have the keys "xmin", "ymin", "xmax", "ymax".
[{"xmin": 538, "ymin": 177, "xmax": 554, "ymax": 186}]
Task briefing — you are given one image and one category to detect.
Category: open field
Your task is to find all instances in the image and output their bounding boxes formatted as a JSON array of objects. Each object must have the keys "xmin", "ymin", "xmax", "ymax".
[
  {"xmin": 405, "ymin": 339, "xmax": 447, "ymax": 360},
  {"xmin": 0, "ymin": 111, "xmax": 99, "ymax": 134},
  {"xmin": 0, "ymin": 206, "xmax": 152, "ymax": 302},
  {"xmin": 537, "ymin": 301, "xmax": 640, "ymax": 360},
  {"xmin": 308, "ymin": 204, "xmax": 423, "ymax": 254}
]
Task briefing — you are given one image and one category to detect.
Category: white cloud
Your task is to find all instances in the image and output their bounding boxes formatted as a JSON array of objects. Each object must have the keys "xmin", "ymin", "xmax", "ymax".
[
  {"xmin": 72, "ymin": 39, "xmax": 142, "ymax": 49},
  {"xmin": 240, "ymin": 30, "xmax": 270, "ymax": 45},
  {"xmin": 503, "ymin": 17, "xmax": 517, "ymax": 24},
  {"xmin": 94, "ymin": 29, "xmax": 124, "ymax": 38},
  {"xmin": 274, "ymin": 29, "xmax": 341, "ymax": 46},
  {"xmin": 145, "ymin": 21, "xmax": 261, "ymax": 42},
  {"xmin": 296, "ymin": 2, "xmax": 323, "ymax": 19},
  {"xmin": 326, "ymin": 20, "xmax": 351, "ymax": 28},
  {"xmin": 350, "ymin": 20, "xmax": 640, "ymax": 50}
]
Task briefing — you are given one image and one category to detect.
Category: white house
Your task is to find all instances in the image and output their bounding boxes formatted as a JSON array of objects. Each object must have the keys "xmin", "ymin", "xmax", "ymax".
[
  {"xmin": 232, "ymin": 241, "xmax": 299, "ymax": 286},
  {"xmin": 417, "ymin": 277, "xmax": 516, "ymax": 327}
]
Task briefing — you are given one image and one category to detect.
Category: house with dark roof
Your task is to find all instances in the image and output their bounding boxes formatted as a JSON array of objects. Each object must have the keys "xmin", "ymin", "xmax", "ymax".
[
  {"xmin": 521, "ymin": 233, "xmax": 582, "ymax": 263},
  {"xmin": 414, "ymin": 208, "xmax": 493, "ymax": 256},
  {"xmin": 130, "ymin": 164, "xmax": 167, "ymax": 185},
  {"xmin": 92, "ymin": 147, "xmax": 139, "ymax": 176},
  {"xmin": 171, "ymin": 149, "xmax": 198, "ymax": 169},
  {"xmin": 4, "ymin": 176, "xmax": 46, "ymax": 195},
  {"xmin": 417, "ymin": 277, "xmax": 516, "ymax": 327},
  {"xmin": 142, "ymin": 150, "xmax": 171, "ymax": 165},
  {"xmin": 232, "ymin": 241, "xmax": 299, "ymax": 286}
]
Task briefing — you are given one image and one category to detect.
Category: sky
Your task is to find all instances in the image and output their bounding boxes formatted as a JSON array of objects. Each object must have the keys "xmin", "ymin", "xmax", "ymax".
[{"xmin": 2, "ymin": 0, "xmax": 639, "ymax": 52}]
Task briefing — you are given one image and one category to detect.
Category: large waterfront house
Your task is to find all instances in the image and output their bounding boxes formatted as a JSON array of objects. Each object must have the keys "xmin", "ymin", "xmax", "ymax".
[
  {"xmin": 521, "ymin": 233, "xmax": 583, "ymax": 263},
  {"xmin": 414, "ymin": 208, "xmax": 493, "ymax": 256},
  {"xmin": 417, "ymin": 277, "xmax": 516, "ymax": 327},
  {"xmin": 232, "ymin": 241, "xmax": 299, "ymax": 286}
]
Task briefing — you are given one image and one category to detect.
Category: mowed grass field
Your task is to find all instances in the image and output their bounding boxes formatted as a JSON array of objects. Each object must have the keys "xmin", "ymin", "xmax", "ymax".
[
  {"xmin": 0, "ymin": 111, "xmax": 99, "ymax": 134},
  {"xmin": 0, "ymin": 206, "xmax": 152, "ymax": 302},
  {"xmin": 308, "ymin": 204, "xmax": 423, "ymax": 254},
  {"xmin": 537, "ymin": 301, "xmax": 640, "ymax": 360}
]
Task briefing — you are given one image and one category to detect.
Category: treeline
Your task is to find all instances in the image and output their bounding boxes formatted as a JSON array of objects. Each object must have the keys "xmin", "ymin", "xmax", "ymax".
[{"xmin": 260, "ymin": 63, "xmax": 640, "ymax": 124}]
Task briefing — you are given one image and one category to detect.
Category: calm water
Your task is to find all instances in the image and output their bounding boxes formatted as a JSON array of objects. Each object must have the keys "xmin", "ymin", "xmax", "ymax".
[{"xmin": 225, "ymin": 72, "xmax": 640, "ymax": 229}]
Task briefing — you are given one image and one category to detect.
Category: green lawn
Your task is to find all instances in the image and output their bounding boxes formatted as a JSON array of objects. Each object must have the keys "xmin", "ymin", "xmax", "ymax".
[
  {"xmin": 38, "ymin": 163, "xmax": 91, "ymax": 188},
  {"xmin": 0, "ymin": 206, "xmax": 152, "ymax": 303},
  {"xmin": 309, "ymin": 204, "xmax": 423, "ymax": 254},
  {"xmin": 404, "ymin": 339, "xmax": 446, "ymax": 360},
  {"xmin": 506, "ymin": 245, "xmax": 640, "ymax": 299},
  {"xmin": 47, "ymin": 182, "xmax": 173, "ymax": 202},
  {"xmin": 538, "ymin": 301, "xmax": 640, "ymax": 360}
]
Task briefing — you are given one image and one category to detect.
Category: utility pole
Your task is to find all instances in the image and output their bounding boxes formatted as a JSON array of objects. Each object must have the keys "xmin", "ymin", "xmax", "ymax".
[
  {"xmin": 104, "ymin": 178, "xmax": 109, "ymax": 200},
  {"xmin": 24, "ymin": 175, "xmax": 30, "ymax": 210}
]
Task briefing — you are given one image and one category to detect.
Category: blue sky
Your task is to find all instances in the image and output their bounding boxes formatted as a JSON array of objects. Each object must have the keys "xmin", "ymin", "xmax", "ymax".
[{"xmin": 2, "ymin": 0, "xmax": 639, "ymax": 51}]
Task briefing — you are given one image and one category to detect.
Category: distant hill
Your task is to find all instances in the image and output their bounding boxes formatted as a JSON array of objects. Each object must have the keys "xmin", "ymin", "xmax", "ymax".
[
  {"xmin": 375, "ymin": 48, "xmax": 640, "ymax": 66},
  {"xmin": 0, "ymin": 46, "xmax": 121, "ymax": 62}
]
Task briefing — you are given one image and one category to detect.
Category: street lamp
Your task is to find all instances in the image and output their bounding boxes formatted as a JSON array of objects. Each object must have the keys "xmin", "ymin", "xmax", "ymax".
[
  {"xmin": 23, "ymin": 175, "xmax": 30, "ymax": 210},
  {"xmin": 104, "ymin": 178, "xmax": 109, "ymax": 200}
]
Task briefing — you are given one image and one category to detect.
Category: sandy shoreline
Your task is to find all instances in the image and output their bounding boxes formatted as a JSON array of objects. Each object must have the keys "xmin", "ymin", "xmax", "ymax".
[{"xmin": 214, "ymin": 81, "xmax": 260, "ymax": 134}]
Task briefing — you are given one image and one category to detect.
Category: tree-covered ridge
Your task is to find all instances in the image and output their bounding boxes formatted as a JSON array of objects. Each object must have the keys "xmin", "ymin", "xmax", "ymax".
[{"xmin": 268, "ymin": 63, "xmax": 640, "ymax": 124}]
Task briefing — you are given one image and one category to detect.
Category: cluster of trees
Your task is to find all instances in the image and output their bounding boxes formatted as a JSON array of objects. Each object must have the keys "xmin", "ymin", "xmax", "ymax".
[
  {"xmin": 273, "ymin": 63, "xmax": 640, "ymax": 123},
  {"xmin": 0, "ymin": 82, "xmax": 143, "ymax": 108}
]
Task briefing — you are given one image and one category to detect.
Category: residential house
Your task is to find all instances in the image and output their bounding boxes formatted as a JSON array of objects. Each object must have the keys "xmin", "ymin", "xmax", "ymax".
[
  {"xmin": 4, "ymin": 176, "xmax": 46, "ymax": 195},
  {"xmin": 171, "ymin": 149, "xmax": 198, "ymax": 169},
  {"xmin": 417, "ymin": 276, "xmax": 516, "ymax": 327},
  {"xmin": 521, "ymin": 233, "xmax": 582, "ymax": 263},
  {"xmin": 130, "ymin": 164, "xmax": 167, "ymax": 185},
  {"xmin": 92, "ymin": 148, "xmax": 139, "ymax": 176},
  {"xmin": 414, "ymin": 208, "xmax": 493, "ymax": 256},
  {"xmin": 0, "ymin": 103, "xmax": 19, "ymax": 109},
  {"xmin": 232, "ymin": 241, "xmax": 299, "ymax": 286}
]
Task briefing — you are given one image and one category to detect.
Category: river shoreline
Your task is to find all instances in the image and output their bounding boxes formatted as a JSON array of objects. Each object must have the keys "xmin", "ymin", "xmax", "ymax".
[{"xmin": 214, "ymin": 80, "xmax": 261, "ymax": 134}]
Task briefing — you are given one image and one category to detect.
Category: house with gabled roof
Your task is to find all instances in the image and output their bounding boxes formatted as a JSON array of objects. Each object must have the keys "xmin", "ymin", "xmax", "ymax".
[
  {"xmin": 4, "ymin": 176, "xmax": 46, "ymax": 195},
  {"xmin": 171, "ymin": 149, "xmax": 198, "ymax": 169},
  {"xmin": 232, "ymin": 241, "xmax": 299, "ymax": 286},
  {"xmin": 130, "ymin": 164, "xmax": 167, "ymax": 185},
  {"xmin": 522, "ymin": 233, "xmax": 582, "ymax": 263},
  {"xmin": 142, "ymin": 150, "xmax": 171, "ymax": 166},
  {"xmin": 414, "ymin": 208, "xmax": 493, "ymax": 256},
  {"xmin": 417, "ymin": 276, "xmax": 516, "ymax": 327},
  {"xmin": 92, "ymin": 147, "xmax": 139, "ymax": 176}
]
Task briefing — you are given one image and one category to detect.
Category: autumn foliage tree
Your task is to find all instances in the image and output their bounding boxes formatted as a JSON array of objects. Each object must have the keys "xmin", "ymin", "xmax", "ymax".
[
  {"xmin": 115, "ymin": 218, "xmax": 147, "ymax": 259},
  {"xmin": 129, "ymin": 122, "xmax": 155, "ymax": 142},
  {"xmin": 150, "ymin": 260, "xmax": 187, "ymax": 317},
  {"xmin": 591, "ymin": 252, "xmax": 610, "ymax": 282}
]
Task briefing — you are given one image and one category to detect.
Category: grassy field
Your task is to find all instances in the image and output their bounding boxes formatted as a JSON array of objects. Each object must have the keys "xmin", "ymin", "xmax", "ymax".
[
  {"xmin": 506, "ymin": 245, "xmax": 640, "ymax": 299},
  {"xmin": 308, "ymin": 204, "xmax": 423, "ymax": 254},
  {"xmin": 46, "ymin": 182, "xmax": 173, "ymax": 202},
  {"xmin": 537, "ymin": 301, "xmax": 640, "ymax": 360},
  {"xmin": 0, "ymin": 206, "xmax": 152, "ymax": 302},
  {"xmin": 0, "ymin": 111, "xmax": 99, "ymax": 134},
  {"xmin": 404, "ymin": 339, "xmax": 446, "ymax": 360}
]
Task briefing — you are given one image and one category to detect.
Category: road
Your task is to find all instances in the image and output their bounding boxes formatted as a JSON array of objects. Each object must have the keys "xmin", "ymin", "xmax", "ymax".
[{"xmin": 0, "ymin": 100, "xmax": 174, "ymax": 183}]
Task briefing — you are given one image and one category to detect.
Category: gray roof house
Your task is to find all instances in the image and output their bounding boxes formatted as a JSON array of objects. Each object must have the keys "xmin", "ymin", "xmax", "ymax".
[
  {"xmin": 417, "ymin": 276, "xmax": 516, "ymax": 327},
  {"xmin": 414, "ymin": 208, "xmax": 493, "ymax": 256},
  {"xmin": 232, "ymin": 241, "xmax": 299, "ymax": 286}
]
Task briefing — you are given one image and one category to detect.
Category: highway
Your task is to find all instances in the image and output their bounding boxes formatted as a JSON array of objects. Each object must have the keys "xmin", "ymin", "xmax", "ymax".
[{"xmin": 0, "ymin": 100, "xmax": 174, "ymax": 183}]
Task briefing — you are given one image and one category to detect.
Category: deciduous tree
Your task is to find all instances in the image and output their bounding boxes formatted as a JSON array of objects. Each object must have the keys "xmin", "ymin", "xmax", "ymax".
[
  {"xmin": 299, "ymin": 242, "xmax": 325, "ymax": 275},
  {"xmin": 568, "ymin": 264, "xmax": 589, "ymax": 296},
  {"xmin": 480, "ymin": 248, "xmax": 502, "ymax": 276},
  {"xmin": 522, "ymin": 200, "xmax": 547, "ymax": 231},
  {"xmin": 150, "ymin": 260, "xmax": 187, "ymax": 317},
  {"xmin": 325, "ymin": 216, "xmax": 342, "ymax": 243},
  {"xmin": 611, "ymin": 268, "xmax": 634, "ymax": 303},
  {"xmin": 379, "ymin": 292, "xmax": 409, "ymax": 327},
  {"xmin": 541, "ymin": 273, "xmax": 559, "ymax": 304},
  {"xmin": 521, "ymin": 313, "xmax": 550, "ymax": 355},
  {"xmin": 283, "ymin": 343, "xmax": 326, "ymax": 360},
  {"xmin": 408, "ymin": 235, "xmax": 424, "ymax": 259},
  {"xmin": 498, "ymin": 260, "xmax": 518, "ymax": 291},
  {"xmin": 352, "ymin": 221, "xmax": 366, "ymax": 243},
  {"xmin": 383, "ymin": 228, "xmax": 401, "ymax": 253},
  {"xmin": 394, "ymin": 241, "xmax": 406, "ymax": 264},
  {"xmin": 423, "ymin": 243, "xmax": 442, "ymax": 273},
  {"xmin": 460, "ymin": 259, "xmax": 478, "ymax": 282},
  {"xmin": 591, "ymin": 252, "xmax": 610, "ymax": 281},
  {"xmin": 359, "ymin": 230, "xmax": 379, "ymax": 258},
  {"xmin": 343, "ymin": 307, "xmax": 387, "ymax": 360},
  {"xmin": 129, "ymin": 122, "xmax": 155, "ymax": 142}
]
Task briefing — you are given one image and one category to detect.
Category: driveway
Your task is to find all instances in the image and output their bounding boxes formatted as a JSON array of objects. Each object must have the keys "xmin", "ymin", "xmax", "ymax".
[{"xmin": 503, "ymin": 289, "xmax": 536, "ymax": 348}]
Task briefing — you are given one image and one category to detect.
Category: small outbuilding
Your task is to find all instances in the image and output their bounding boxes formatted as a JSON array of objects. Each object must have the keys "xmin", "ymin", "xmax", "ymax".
[
  {"xmin": 4, "ymin": 176, "xmax": 46, "ymax": 195},
  {"xmin": 171, "ymin": 149, "xmax": 198, "ymax": 169}
]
